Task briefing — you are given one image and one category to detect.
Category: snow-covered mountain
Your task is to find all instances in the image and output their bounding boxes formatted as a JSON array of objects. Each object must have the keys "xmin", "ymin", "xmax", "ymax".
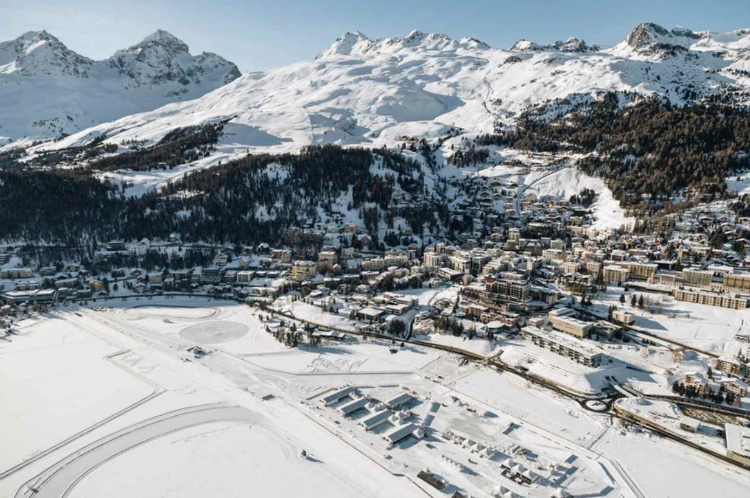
[
  {"xmin": 25, "ymin": 23, "xmax": 750, "ymax": 153},
  {"xmin": 0, "ymin": 30, "xmax": 240, "ymax": 140}
]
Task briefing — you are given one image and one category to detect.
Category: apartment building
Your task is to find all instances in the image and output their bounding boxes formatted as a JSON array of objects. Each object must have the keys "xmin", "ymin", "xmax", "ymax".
[
  {"xmin": 449, "ymin": 255, "xmax": 470, "ymax": 273},
  {"xmin": 673, "ymin": 289, "xmax": 747, "ymax": 310},
  {"xmin": 484, "ymin": 279, "xmax": 530, "ymax": 304},
  {"xmin": 521, "ymin": 326, "xmax": 604, "ymax": 367},
  {"xmin": 423, "ymin": 251, "xmax": 445, "ymax": 268},
  {"xmin": 362, "ymin": 258, "xmax": 385, "ymax": 271},
  {"xmin": 626, "ymin": 262, "xmax": 658, "ymax": 282},
  {"xmin": 317, "ymin": 251, "xmax": 338, "ymax": 273},
  {"xmin": 548, "ymin": 308, "xmax": 592, "ymax": 339},
  {"xmin": 724, "ymin": 273, "xmax": 750, "ymax": 294},
  {"xmin": 384, "ymin": 251, "xmax": 409, "ymax": 267},
  {"xmin": 291, "ymin": 260, "xmax": 317, "ymax": 281},
  {"xmin": 603, "ymin": 265, "xmax": 629, "ymax": 284},
  {"xmin": 612, "ymin": 309, "xmax": 636, "ymax": 325},
  {"xmin": 715, "ymin": 356, "xmax": 744, "ymax": 377},
  {"xmin": 681, "ymin": 268, "xmax": 714, "ymax": 288}
]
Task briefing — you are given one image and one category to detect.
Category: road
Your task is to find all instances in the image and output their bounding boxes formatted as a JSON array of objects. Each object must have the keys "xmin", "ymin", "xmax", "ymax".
[
  {"xmin": 269, "ymin": 305, "xmax": 750, "ymax": 472},
  {"xmin": 16, "ymin": 404, "xmax": 256, "ymax": 498}
]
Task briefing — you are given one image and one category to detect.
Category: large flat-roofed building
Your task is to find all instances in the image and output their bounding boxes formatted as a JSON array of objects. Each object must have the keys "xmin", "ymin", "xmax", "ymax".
[
  {"xmin": 423, "ymin": 251, "xmax": 445, "ymax": 268},
  {"xmin": 548, "ymin": 308, "xmax": 592, "ymax": 338},
  {"xmin": 715, "ymin": 356, "xmax": 744, "ymax": 377},
  {"xmin": 725, "ymin": 423, "xmax": 750, "ymax": 467},
  {"xmin": 626, "ymin": 262, "xmax": 658, "ymax": 282},
  {"xmin": 236, "ymin": 270, "xmax": 257, "ymax": 284},
  {"xmin": 603, "ymin": 265, "xmax": 629, "ymax": 284},
  {"xmin": 0, "ymin": 268, "xmax": 33, "ymax": 279},
  {"xmin": 356, "ymin": 307, "xmax": 385, "ymax": 323},
  {"xmin": 1, "ymin": 288, "xmax": 57, "ymax": 304},
  {"xmin": 484, "ymin": 279, "xmax": 530, "ymax": 304},
  {"xmin": 725, "ymin": 273, "xmax": 750, "ymax": 294},
  {"xmin": 521, "ymin": 326, "xmax": 604, "ymax": 367},
  {"xmin": 673, "ymin": 289, "xmax": 747, "ymax": 310},
  {"xmin": 681, "ymin": 268, "xmax": 714, "ymax": 288}
]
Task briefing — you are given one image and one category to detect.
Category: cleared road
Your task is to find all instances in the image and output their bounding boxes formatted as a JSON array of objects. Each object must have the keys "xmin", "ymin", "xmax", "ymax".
[{"xmin": 16, "ymin": 404, "xmax": 257, "ymax": 498}]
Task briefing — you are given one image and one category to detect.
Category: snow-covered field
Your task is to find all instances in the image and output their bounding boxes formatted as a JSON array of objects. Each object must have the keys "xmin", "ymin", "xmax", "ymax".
[
  {"xmin": 2, "ymin": 297, "xmax": 750, "ymax": 498},
  {"xmin": 67, "ymin": 420, "xmax": 415, "ymax": 498},
  {"xmin": 592, "ymin": 287, "xmax": 750, "ymax": 354},
  {"xmin": 0, "ymin": 318, "xmax": 154, "ymax": 474}
]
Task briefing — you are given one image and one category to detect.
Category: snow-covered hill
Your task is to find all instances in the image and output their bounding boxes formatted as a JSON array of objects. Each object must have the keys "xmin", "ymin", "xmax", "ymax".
[
  {"xmin": 37, "ymin": 22, "xmax": 750, "ymax": 154},
  {"xmin": 0, "ymin": 30, "xmax": 240, "ymax": 141}
]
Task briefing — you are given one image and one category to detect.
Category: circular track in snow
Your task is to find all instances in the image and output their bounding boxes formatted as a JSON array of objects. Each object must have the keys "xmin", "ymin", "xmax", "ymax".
[{"xmin": 180, "ymin": 321, "xmax": 248, "ymax": 344}]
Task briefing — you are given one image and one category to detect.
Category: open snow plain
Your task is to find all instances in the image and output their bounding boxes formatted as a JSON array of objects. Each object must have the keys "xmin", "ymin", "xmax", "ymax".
[{"xmin": 2, "ymin": 297, "xmax": 750, "ymax": 498}]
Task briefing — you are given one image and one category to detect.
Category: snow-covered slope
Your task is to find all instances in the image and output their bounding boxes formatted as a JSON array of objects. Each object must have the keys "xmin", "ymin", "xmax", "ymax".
[
  {"xmin": 38, "ymin": 22, "xmax": 750, "ymax": 154},
  {"xmin": 0, "ymin": 30, "xmax": 240, "ymax": 140}
]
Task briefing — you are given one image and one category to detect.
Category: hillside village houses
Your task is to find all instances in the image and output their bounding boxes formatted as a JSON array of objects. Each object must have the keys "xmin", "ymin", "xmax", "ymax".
[{"xmin": 1, "ymin": 179, "xmax": 750, "ymax": 411}]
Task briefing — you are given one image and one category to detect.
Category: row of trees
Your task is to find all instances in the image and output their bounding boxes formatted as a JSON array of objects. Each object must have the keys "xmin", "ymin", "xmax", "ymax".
[{"xmin": 671, "ymin": 381, "xmax": 738, "ymax": 406}]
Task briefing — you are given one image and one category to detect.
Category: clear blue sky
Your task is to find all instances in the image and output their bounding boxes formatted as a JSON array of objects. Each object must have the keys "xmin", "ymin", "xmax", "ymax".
[{"xmin": 2, "ymin": 0, "xmax": 748, "ymax": 72}]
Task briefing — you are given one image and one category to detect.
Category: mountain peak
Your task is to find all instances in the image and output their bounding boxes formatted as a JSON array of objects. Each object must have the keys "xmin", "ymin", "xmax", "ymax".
[
  {"xmin": 16, "ymin": 30, "xmax": 55, "ymax": 42},
  {"xmin": 0, "ymin": 29, "xmax": 92, "ymax": 76},
  {"xmin": 623, "ymin": 22, "xmax": 700, "ymax": 54},
  {"xmin": 128, "ymin": 29, "xmax": 190, "ymax": 54},
  {"xmin": 510, "ymin": 39, "xmax": 541, "ymax": 52},
  {"xmin": 316, "ymin": 31, "xmax": 371, "ymax": 58},
  {"xmin": 108, "ymin": 30, "xmax": 238, "ymax": 89}
]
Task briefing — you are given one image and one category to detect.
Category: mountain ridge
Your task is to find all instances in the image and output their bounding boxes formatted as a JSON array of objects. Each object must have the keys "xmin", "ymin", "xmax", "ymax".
[
  {"xmin": 29, "ymin": 22, "xmax": 749, "ymax": 157},
  {"xmin": 0, "ymin": 29, "xmax": 240, "ymax": 140}
]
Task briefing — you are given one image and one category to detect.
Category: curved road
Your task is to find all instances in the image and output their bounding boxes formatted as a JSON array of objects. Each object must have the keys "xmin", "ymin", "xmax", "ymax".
[{"xmin": 16, "ymin": 404, "xmax": 256, "ymax": 498}]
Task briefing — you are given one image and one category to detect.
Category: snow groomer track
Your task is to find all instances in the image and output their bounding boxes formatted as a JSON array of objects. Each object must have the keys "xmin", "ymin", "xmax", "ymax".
[{"xmin": 16, "ymin": 404, "xmax": 257, "ymax": 498}]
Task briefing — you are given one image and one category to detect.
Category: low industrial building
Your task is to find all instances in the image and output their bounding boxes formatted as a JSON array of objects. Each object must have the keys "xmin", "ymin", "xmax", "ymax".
[
  {"xmin": 320, "ymin": 387, "xmax": 355, "ymax": 406},
  {"xmin": 725, "ymin": 423, "xmax": 750, "ymax": 467},
  {"xmin": 359, "ymin": 410, "xmax": 392, "ymax": 431},
  {"xmin": 382, "ymin": 423, "xmax": 417, "ymax": 446},
  {"xmin": 1, "ymin": 288, "xmax": 57, "ymax": 304}
]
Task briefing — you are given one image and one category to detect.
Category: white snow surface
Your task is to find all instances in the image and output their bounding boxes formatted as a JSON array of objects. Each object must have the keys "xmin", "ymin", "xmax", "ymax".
[
  {"xmin": 2, "ymin": 298, "xmax": 750, "ymax": 498},
  {"xmin": 37, "ymin": 23, "xmax": 750, "ymax": 154},
  {"xmin": 0, "ymin": 30, "xmax": 239, "ymax": 140}
]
